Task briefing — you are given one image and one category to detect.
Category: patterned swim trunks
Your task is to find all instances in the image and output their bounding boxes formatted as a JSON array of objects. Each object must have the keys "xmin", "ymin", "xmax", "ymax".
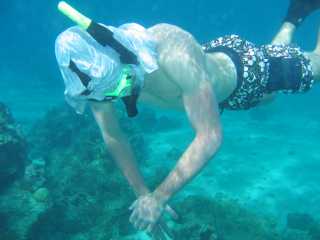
[{"xmin": 202, "ymin": 35, "xmax": 314, "ymax": 110}]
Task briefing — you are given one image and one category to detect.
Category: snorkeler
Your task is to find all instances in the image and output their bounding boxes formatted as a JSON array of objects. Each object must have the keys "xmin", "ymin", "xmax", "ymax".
[{"xmin": 55, "ymin": 0, "xmax": 320, "ymax": 239}]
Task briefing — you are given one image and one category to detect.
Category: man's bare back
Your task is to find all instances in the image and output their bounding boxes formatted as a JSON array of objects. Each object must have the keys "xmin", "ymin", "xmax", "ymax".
[{"xmin": 140, "ymin": 24, "xmax": 237, "ymax": 110}]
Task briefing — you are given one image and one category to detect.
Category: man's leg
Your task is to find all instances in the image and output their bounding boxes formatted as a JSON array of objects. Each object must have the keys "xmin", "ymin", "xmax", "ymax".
[
  {"xmin": 272, "ymin": 0, "xmax": 320, "ymax": 45},
  {"xmin": 272, "ymin": 22, "xmax": 320, "ymax": 84},
  {"xmin": 272, "ymin": 0, "xmax": 320, "ymax": 84},
  {"xmin": 272, "ymin": 22, "xmax": 296, "ymax": 45}
]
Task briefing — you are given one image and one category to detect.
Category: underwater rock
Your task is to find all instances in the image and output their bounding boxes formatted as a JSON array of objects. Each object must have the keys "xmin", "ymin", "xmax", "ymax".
[
  {"xmin": 287, "ymin": 213, "xmax": 315, "ymax": 231},
  {"xmin": 23, "ymin": 158, "xmax": 46, "ymax": 191},
  {"xmin": 29, "ymin": 104, "xmax": 149, "ymax": 165},
  {"xmin": 0, "ymin": 186, "xmax": 51, "ymax": 240},
  {"xmin": 173, "ymin": 195, "xmax": 281, "ymax": 240},
  {"xmin": 282, "ymin": 229, "xmax": 312, "ymax": 240},
  {"xmin": 286, "ymin": 213, "xmax": 320, "ymax": 240},
  {"xmin": 0, "ymin": 104, "xmax": 49, "ymax": 239},
  {"xmin": 25, "ymin": 104, "xmax": 139, "ymax": 239},
  {"xmin": 0, "ymin": 102, "xmax": 27, "ymax": 191},
  {"xmin": 33, "ymin": 187, "xmax": 49, "ymax": 202},
  {"xmin": 28, "ymin": 105, "xmax": 91, "ymax": 155}
]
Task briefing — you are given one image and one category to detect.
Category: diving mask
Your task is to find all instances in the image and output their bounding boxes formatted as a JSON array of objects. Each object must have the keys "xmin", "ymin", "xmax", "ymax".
[{"xmin": 104, "ymin": 65, "xmax": 136, "ymax": 100}]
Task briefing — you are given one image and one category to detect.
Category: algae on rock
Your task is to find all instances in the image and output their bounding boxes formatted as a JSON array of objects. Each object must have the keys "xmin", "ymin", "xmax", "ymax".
[{"xmin": 0, "ymin": 102, "xmax": 27, "ymax": 190}]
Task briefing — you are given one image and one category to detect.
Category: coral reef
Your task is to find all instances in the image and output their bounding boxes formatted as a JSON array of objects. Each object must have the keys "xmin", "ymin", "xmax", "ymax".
[
  {"xmin": 23, "ymin": 158, "xmax": 46, "ymax": 191},
  {"xmin": 284, "ymin": 213, "xmax": 320, "ymax": 240},
  {"xmin": 0, "ymin": 102, "xmax": 27, "ymax": 191},
  {"xmin": 1, "ymin": 103, "xmax": 320, "ymax": 240},
  {"xmin": 0, "ymin": 185, "xmax": 51, "ymax": 240},
  {"xmin": 32, "ymin": 187, "xmax": 50, "ymax": 202},
  {"xmin": 0, "ymin": 103, "xmax": 49, "ymax": 240},
  {"xmin": 27, "ymin": 104, "xmax": 150, "ymax": 165},
  {"xmin": 172, "ymin": 194, "xmax": 281, "ymax": 240},
  {"xmin": 24, "ymin": 105, "xmax": 141, "ymax": 239}
]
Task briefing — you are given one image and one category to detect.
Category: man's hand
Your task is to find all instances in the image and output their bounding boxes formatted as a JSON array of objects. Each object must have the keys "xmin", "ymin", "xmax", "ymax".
[{"xmin": 129, "ymin": 193, "xmax": 178, "ymax": 239}]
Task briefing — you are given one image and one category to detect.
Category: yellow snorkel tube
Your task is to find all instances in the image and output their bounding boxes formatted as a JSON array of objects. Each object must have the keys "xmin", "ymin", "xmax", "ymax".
[
  {"xmin": 57, "ymin": 1, "xmax": 138, "ymax": 65},
  {"xmin": 58, "ymin": 1, "xmax": 91, "ymax": 30}
]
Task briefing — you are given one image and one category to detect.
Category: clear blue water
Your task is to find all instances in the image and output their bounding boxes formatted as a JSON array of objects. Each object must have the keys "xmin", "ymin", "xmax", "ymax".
[
  {"xmin": 1, "ymin": 0, "xmax": 320, "ymax": 239},
  {"xmin": 1, "ymin": 0, "xmax": 320, "ymax": 120}
]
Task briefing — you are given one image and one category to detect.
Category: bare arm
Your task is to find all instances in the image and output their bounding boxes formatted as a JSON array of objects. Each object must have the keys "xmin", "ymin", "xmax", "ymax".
[
  {"xmin": 153, "ymin": 80, "xmax": 222, "ymax": 204},
  {"xmin": 153, "ymin": 34, "xmax": 223, "ymax": 204},
  {"xmin": 90, "ymin": 101, "xmax": 149, "ymax": 196}
]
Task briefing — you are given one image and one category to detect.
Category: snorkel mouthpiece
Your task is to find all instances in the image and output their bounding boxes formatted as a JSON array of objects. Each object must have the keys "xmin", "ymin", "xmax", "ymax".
[{"xmin": 58, "ymin": 1, "xmax": 91, "ymax": 29}]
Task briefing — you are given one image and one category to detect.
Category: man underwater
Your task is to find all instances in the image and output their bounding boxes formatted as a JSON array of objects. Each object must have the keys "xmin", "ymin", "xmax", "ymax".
[{"xmin": 55, "ymin": 0, "xmax": 320, "ymax": 239}]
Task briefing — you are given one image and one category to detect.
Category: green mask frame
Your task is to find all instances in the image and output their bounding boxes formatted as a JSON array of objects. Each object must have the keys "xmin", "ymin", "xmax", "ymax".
[{"xmin": 104, "ymin": 65, "xmax": 135, "ymax": 99}]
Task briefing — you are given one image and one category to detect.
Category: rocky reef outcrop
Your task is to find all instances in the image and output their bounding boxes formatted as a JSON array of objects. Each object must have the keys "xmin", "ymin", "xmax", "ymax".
[
  {"xmin": 172, "ymin": 195, "xmax": 281, "ymax": 240},
  {"xmin": 1, "ymin": 103, "xmax": 320, "ymax": 240},
  {"xmin": 0, "ymin": 103, "xmax": 49, "ymax": 240},
  {"xmin": 0, "ymin": 102, "xmax": 27, "ymax": 191}
]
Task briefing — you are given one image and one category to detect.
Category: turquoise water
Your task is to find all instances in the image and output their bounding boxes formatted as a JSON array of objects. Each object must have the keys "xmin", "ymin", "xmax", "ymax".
[
  {"xmin": 1, "ymin": 0, "xmax": 320, "ymax": 239},
  {"xmin": 1, "ymin": 0, "xmax": 320, "ymax": 121}
]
